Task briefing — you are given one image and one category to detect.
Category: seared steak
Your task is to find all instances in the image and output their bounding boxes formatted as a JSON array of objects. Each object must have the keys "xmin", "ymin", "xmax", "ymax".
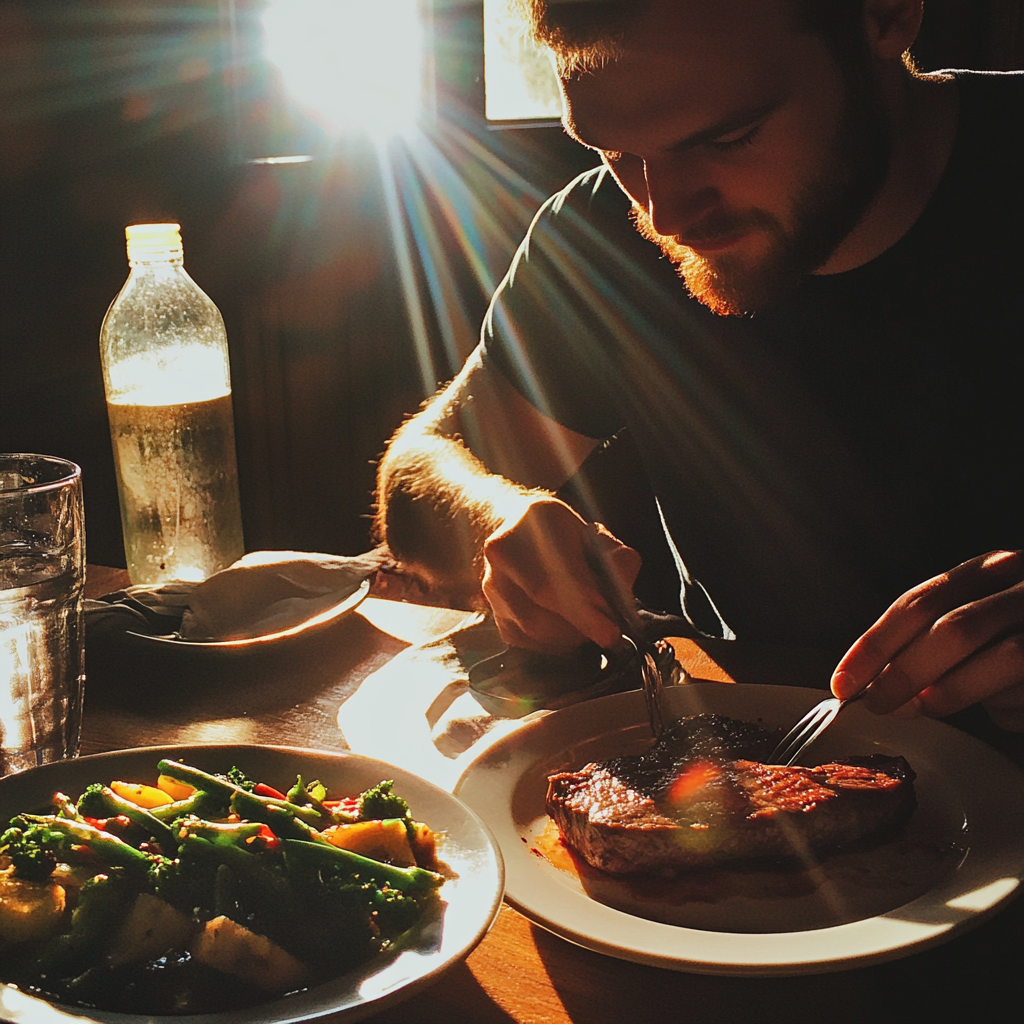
[{"xmin": 546, "ymin": 714, "xmax": 916, "ymax": 874}]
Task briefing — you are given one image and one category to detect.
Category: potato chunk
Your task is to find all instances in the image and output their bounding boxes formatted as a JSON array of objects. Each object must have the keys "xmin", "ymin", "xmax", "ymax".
[
  {"xmin": 321, "ymin": 819, "xmax": 416, "ymax": 866},
  {"xmin": 191, "ymin": 915, "xmax": 308, "ymax": 993},
  {"xmin": 106, "ymin": 892, "xmax": 194, "ymax": 967},
  {"xmin": 0, "ymin": 868, "xmax": 66, "ymax": 944}
]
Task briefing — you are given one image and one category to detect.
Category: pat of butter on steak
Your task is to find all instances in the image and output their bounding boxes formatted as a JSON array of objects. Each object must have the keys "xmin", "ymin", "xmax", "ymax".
[{"xmin": 545, "ymin": 714, "xmax": 915, "ymax": 874}]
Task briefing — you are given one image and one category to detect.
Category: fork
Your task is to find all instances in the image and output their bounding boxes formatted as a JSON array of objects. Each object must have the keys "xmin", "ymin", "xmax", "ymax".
[
  {"xmin": 584, "ymin": 548, "xmax": 670, "ymax": 739},
  {"xmin": 620, "ymin": 633, "xmax": 667, "ymax": 739},
  {"xmin": 768, "ymin": 689, "xmax": 867, "ymax": 766}
]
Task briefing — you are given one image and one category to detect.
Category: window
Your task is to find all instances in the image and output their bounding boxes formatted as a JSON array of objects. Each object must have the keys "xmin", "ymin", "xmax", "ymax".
[{"xmin": 483, "ymin": 0, "xmax": 561, "ymax": 124}]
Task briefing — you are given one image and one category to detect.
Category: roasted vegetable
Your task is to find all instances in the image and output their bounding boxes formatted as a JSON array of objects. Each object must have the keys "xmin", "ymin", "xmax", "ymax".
[
  {"xmin": 226, "ymin": 766, "xmax": 256, "ymax": 792},
  {"xmin": 3, "ymin": 811, "xmax": 158, "ymax": 876},
  {"xmin": 157, "ymin": 760, "xmax": 323, "ymax": 826},
  {"xmin": 110, "ymin": 780, "xmax": 174, "ymax": 809},
  {"xmin": 280, "ymin": 838, "xmax": 443, "ymax": 896},
  {"xmin": 77, "ymin": 784, "xmax": 178, "ymax": 851},
  {"xmin": 0, "ymin": 823, "xmax": 59, "ymax": 881},
  {"xmin": 0, "ymin": 868, "xmax": 66, "ymax": 943},
  {"xmin": 156, "ymin": 773, "xmax": 196, "ymax": 802},
  {"xmin": 192, "ymin": 915, "xmax": 308, "ymax": 993},
  {"xmin": 105, "ymin": 892, "xmax": 193, "ymax": 967},
  {"xmin": 358, "ymin": 780, "xmax": 411, "ymax": 825},
  {"xmin": 35, "ymin": 872, "xmax": 135, "ymax": 976},
  {"xmin": 321, "ymin": 819, "xmax": 417, "ymax": 866}
]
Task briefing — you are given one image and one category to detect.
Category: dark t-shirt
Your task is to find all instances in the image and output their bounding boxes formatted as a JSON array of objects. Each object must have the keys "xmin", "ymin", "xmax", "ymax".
[{"xmin": 481, "ymin": 71, "xmax": 1024, "ymax": 649}]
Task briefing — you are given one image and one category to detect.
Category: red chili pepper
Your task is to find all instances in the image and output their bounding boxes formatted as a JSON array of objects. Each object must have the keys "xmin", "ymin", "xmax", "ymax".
[
  {"xmin": 83, "ymin": 814, "xmax": 133, "ymax": 835},
  {"xmin": 323, "ymin": 798, "xmax": 359, "ymax": 812},
  {"xmin": 253, "ymin": 783, "xmax": 287, "ymax": 800},
  {"xmin": 245, "ymin": 822, "xmax": 280, "ymax": 852}
]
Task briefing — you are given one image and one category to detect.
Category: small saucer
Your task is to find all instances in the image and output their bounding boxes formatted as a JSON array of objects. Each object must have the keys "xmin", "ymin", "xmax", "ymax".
[{"xmin": 121, "ymin": 578, "xmax": 370, "ymax": 656}]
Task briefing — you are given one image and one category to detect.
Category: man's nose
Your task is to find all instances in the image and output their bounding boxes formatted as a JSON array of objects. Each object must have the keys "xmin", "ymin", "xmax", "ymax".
[{"xmin": 643, "ymin": 156, "xmax": 720, "ymax": 239}]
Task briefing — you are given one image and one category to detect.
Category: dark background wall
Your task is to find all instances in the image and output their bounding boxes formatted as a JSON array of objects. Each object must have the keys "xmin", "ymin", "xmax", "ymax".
[{"xmin": 1, "ymin": 0, "xmax": 1021, "ymax": 606}]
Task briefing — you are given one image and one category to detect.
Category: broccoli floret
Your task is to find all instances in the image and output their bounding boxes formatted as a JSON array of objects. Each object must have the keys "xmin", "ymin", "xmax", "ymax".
[
  {"xmin": 370, "ymin": 884, "xmax": 429, "ymax": 940},
  {"xmin": 78, "ymin": 781, "xmax": 106, "ymax": 804},
  {"xmin": 358, "ymin": 781, "xmax": 410, "ymax": 824},
  {"xmin": 275, "ymin": 866, "xmax": 407, "ymax": 973},
  {"xmin": 286, "ymin": 775, "xmax": 327, "ymax": 808},
  {"xmin": 0, "ymin": 824, "xmax": 58, "ymax": 881},
  {"xmin": 225, "ymin": 766, "xmax": 256, "ymax": 791}
]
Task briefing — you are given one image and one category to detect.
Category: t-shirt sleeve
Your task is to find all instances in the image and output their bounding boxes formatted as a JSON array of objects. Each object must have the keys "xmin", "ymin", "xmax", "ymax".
[{"xmin": 480, "ymin": 167, "xmax": 636, "ymax": 439}]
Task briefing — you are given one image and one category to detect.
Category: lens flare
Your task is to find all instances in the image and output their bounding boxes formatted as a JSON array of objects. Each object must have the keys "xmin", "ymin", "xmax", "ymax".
[
  {"xmin": 666, "ymin": 760, "xmax": 721, "ymax": 804},
  {"xmin": 261, "ymin": 0, "xmax": 423, "ymax": 140}
]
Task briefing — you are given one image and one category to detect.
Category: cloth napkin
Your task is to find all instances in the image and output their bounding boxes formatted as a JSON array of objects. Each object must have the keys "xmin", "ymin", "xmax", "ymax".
[{"xmin": 85, "ymin": 549, "xmax": 388, "ymax": 641}]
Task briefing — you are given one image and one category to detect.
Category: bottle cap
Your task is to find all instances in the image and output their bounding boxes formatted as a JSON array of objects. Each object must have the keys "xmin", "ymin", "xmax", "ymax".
[{"xmin": 125, "ymin": 223, "xmax": 183, "ymax": 264}]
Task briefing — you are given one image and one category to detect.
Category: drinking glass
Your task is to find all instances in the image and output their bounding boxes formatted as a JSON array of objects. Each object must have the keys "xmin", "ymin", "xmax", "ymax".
[{"xmin": 0, "ymin": 454, "xmax": 85, "ymax": 775}]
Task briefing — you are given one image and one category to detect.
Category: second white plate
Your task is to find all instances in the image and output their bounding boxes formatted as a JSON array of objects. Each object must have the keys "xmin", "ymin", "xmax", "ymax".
[
  {"xmin": 454, "ymin": 683, "xmax": 1024, "ymax": 975},
  {"xmin": 0, "ymin": 743, "xmax": 504, "ymax": 1023}
]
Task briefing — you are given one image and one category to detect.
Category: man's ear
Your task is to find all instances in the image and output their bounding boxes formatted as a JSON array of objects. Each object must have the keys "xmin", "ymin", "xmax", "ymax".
[{"xmin": 862, "ymin": 0, "xmax": 923, "ymax": 61}]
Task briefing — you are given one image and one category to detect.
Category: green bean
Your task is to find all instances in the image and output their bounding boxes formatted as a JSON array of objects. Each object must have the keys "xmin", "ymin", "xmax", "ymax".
[
  {"xmin": 53, "ymin": 791, "xmax": 84, "ymax": 822},
  {"xmin": 279, "ymin": 839, "xmax": 443, "ymax": 895},
  {"xmin": 177, "ymin": 819, "xmax": 266, "ymax": 848},
  {"xmin": 229, "ymin": 790, "xmax": 326, "ymax": 842},
  {"xmin": 149, "ymin": 789, "xmax": 227, "ymax": 822},
  {"xmin": 19, "ymin": 815, "xmax": 154, "ymax": 871},
  {"xmin": 77, "ymin": 785, "xmax": 178, "ymax": 851},
  {"xmin": 156, "ymin": 760, "xmax": 322, "ymax": 825}
]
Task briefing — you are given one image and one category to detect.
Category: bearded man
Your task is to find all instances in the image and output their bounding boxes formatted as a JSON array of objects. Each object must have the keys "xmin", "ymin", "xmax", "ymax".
[{"xmin": 376, "ymin": 0, "xmax": 1024, "ymax": 728}]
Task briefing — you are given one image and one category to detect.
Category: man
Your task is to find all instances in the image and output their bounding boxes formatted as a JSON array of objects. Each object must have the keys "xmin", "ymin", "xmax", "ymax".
[{"xmin": 376, "ymin": 0, "xmax": 1024, "ymax": 729}]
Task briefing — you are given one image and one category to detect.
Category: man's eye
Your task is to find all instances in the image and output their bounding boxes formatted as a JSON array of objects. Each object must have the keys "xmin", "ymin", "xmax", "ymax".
[{"xmin": 710, "ymin": 122, "xmax": 763, "ymax": 151}]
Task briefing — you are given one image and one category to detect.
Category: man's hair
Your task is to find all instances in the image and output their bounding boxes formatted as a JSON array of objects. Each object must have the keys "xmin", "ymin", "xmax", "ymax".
[
  {"xmin": 517, "ymin": 1, "xmax": 871, "ymax": 76},
  {"xmin": 513, "ymin": 1, "xmax": 645, "ymax": 74}
]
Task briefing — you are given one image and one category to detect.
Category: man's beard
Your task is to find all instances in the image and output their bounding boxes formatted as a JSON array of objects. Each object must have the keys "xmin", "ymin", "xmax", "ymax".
[{"xmin": 631, "ymin": 73, "xmax": 891, "ymax": 316}]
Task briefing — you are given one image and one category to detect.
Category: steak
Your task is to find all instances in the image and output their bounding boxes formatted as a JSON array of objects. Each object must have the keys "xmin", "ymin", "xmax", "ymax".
[{"xmin": 545, "ymin": 714, "xmax": 916, "ymax": 874}]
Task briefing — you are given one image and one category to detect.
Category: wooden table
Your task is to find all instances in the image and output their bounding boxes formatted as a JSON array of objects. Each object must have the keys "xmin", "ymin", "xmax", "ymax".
[{"xmin": 82, "ymin": 567, "xmax": 1024, "ymax": 1024}]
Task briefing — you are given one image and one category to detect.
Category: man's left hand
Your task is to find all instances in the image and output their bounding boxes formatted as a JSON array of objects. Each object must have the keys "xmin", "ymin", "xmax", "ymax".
[{"xmin": 831, "ymin": 550, "xmax": 1024, "ymax": 731}]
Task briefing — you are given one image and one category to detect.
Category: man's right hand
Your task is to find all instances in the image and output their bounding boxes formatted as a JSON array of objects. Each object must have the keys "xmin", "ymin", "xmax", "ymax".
[{"xmin": 481, "ymin": 496, "xmax": 641, "ymax": 653}]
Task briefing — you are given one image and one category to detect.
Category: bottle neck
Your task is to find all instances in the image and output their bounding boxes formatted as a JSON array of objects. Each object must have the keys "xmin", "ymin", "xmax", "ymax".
[{"xmin": 128, "ymin": 255, "xmax": 185, "ymax": 268}]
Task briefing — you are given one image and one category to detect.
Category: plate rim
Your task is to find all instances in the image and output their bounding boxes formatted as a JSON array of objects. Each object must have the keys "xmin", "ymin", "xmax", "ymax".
[
  {"xmin": 0, "ymin": 741, "xmax": 505, "ymax": 1023},
  {"xmin": 453, "ymin": 683, "xmax": 1024, "ymax": 976}
]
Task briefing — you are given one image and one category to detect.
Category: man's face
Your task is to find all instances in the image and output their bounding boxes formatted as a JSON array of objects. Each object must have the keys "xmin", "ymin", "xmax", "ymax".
[{"xmin": 560, "ymin": 0, "xmax": 890, "ymax": 315}]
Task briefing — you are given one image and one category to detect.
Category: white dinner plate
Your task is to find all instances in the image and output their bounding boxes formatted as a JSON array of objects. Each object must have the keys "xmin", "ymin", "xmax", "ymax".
[
  {"xmin": 0, "ymin": 743, "xmax": 504, "ymax": 1023},
  {"xmin": 454, "ymin": 683, "xmax": 1024, "ymax": 976}
]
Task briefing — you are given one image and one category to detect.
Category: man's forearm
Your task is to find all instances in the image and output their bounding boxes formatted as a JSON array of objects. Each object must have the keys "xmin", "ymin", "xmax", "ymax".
[
  {"xmin": 374, "ymin": 349, "xmax": 601, "ymax": 607},
  {"xmin": 375, "ymin": 415, "xmax": 541, "ymax": 603}
]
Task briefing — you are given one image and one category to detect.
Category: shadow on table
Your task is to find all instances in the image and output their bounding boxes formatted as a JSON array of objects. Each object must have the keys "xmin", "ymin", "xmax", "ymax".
[
  {"xmin": 531, "ymin": 894, "xmax": 1024, "ymax": 1024},
  {"xmin": 359, "ymin": 961, "xmax": 518, "ymax": 1024},
  {"xmin": 81, "ymin": 611, "xmax": 410, "ymax": 752}
]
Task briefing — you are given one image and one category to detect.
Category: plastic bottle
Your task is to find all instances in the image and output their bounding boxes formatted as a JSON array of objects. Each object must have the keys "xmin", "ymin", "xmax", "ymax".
[{"xmin": 99, "ymin": 223, "xmax": 244, "ymax": 585}]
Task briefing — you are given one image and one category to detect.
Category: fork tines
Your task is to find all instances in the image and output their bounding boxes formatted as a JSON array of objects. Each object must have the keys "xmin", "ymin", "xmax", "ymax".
[{"xmin": 768, "ymin": 697, "xmax": 843, "ymax": 766}]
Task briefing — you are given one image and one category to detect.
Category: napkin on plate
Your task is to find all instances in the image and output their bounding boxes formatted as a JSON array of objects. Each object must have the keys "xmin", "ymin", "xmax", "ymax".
[{"xmin": 86, "ymin": 549, "xmax": 387, "ymax": 641}]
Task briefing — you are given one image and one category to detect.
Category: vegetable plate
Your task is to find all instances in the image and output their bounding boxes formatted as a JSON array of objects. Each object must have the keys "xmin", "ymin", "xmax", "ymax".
[{"xmin": 0, "ymin": 744, "xmax": 504, "ymax": 1024}]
